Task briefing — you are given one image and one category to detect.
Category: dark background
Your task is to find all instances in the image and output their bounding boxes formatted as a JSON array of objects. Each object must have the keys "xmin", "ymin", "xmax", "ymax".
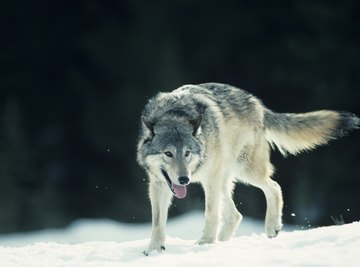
[{"xmin": 0, "ymin": 0, "xmax": 359, "ymax": 234}]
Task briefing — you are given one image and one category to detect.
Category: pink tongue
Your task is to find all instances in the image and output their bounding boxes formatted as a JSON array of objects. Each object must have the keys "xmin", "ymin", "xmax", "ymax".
[{"xmin": 172, "ymin": 184, "xmax": 187, "ymax": 199}]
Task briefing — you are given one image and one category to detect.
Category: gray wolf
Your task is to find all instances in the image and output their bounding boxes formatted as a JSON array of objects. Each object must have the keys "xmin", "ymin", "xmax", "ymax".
[{"xmin": 136, "ymin": 83, "xmax": 359, "ymax": 255}]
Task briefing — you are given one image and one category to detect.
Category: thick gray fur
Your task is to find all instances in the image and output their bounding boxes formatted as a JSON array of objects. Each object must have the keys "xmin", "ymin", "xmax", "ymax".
[{"xmin": 137, "ymin": 82, "xmax": 359, "ymax": 255}]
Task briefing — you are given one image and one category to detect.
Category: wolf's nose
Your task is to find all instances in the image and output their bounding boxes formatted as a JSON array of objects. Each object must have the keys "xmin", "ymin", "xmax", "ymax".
[{"xmin": 178, "ymin": 176, "xmax": 190, "ymax": 185}]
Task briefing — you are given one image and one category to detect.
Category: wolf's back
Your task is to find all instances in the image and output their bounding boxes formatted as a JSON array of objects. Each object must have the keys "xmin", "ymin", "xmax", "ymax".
[{"xmin": 264, "ymin": 110, "xmax": 360, "ymax": 156}]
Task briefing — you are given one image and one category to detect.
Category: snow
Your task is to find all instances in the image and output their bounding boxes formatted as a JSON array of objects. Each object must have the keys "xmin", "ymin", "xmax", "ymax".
[{"xmin": 0, "ymin": 212, "xmax": 359, "ymax": 267}]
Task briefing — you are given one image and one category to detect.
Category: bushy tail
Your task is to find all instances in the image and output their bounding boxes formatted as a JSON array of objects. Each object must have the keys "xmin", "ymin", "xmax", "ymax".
[{"xmin": 264, "ymin": 110, "xmax": 360, "ymax": 156}]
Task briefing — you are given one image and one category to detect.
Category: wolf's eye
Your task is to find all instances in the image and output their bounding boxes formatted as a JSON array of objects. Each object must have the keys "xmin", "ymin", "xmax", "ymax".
[
  {"xmin": 184, "ymin": 151, "xmax": 190, "ymax": 157},
  {"xmin": 164, "ymin": 151, "xmax": 173, "ymax": 158}
]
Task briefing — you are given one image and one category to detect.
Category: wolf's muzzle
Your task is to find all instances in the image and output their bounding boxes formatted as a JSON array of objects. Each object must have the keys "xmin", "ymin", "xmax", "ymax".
[{"xmin": 161, "ymin": 169, "xmax": 188, "ymax": 199}]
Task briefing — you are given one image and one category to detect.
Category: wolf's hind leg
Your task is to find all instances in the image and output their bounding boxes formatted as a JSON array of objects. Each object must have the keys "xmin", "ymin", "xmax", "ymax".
[
  {"xmin": 246, "ymin": 175, "xmax": 283, "ymax": 237},
  {"xmin": 241, "ymin": 140, "xmax": 283, "ymax": 238},
  {"xmin": 218, "ymin": 182, "xmax": 242, "ymax": 241},
  {"xmin": 261, "ymin": 178, "xmax": 283, "ymax": 237}
]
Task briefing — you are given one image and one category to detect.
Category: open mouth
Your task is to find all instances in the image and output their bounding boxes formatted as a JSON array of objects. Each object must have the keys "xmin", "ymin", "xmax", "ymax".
[{"xmin": 161, "ymin": 169, "xmax": 187, "ymax": 199}]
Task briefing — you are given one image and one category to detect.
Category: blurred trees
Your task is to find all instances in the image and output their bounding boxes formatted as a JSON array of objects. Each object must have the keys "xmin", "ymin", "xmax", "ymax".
[
  {"xmin": 0, "ymin": 98, "xmax": 41, "ymax": 231},
  {"xmin": 0, "ymin": 0, "xmax": 359, "ymax": 233}
]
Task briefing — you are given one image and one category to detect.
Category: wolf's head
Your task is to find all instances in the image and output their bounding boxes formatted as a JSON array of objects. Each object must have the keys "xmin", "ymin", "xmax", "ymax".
[{"xmin": 137, "ymin": 114, "xmax": 204, "ymax": 199}]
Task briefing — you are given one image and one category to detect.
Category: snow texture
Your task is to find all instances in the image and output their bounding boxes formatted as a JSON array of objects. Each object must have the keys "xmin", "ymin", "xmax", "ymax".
[{"xmin": 0, "ymin": 212, "xmax": 359, "ymax": 267}]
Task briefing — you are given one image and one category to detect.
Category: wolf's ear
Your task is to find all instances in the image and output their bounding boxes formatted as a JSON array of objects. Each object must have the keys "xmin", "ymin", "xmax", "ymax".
[
  {"xmin": 190, "ymin": 114, "xmax": 203, "ymax": 136},
  {"xmin": 141, "ymin": 116, "xmax": 154, "ymax": 137}
]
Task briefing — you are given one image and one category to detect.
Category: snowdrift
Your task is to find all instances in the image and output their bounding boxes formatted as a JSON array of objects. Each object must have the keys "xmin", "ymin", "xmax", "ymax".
[{"xmin": 0, "ymin": 212, "xmax": 359, "ymax": 267}]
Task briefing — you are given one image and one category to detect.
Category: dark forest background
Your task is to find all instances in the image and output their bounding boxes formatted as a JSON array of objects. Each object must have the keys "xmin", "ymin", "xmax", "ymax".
[{"xmin": 0, "ymin": 0, "xmax": 359, "ymax": 234}]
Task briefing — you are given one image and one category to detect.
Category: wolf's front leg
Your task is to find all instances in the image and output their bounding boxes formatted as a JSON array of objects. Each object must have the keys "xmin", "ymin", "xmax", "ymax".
[
  {"xmin": 198, "ymin": 180, "xmax": 222, "ymax": 245},
  {"xmin": 144, "ymin": 180, "xmax": 173, "ymax": 256}
]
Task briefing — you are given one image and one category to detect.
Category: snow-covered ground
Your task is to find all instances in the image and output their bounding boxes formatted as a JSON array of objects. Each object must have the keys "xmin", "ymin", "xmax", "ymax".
[{"xmin": 0, "ymin": 212, "xmax": 359, "ymax": 267}]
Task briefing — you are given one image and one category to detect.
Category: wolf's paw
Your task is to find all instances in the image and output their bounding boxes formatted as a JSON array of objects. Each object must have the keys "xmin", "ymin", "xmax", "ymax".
[
  {"xmin": 196, "ymin": 236, "xmax": 216, "ymax": 245},
  {"xmin": 218, "ymin": 212, "xmax": 242, "ymax": 242},
  {"xmin": 265, "ymin": 221, "xmax": 283, "ymax": 238},
  {"xmin": 143, "ymin": 244, "xmax": 165, "ymax": 256},
  {"xmin": 218, "ymin": 231, "xmax": 233, "ymax": 242}
]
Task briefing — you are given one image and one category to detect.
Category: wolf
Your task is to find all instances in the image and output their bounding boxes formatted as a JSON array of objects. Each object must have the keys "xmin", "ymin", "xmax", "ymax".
[{"xmin": 137, "ymin": 82, "xmax": 359, "ymax": 255}]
